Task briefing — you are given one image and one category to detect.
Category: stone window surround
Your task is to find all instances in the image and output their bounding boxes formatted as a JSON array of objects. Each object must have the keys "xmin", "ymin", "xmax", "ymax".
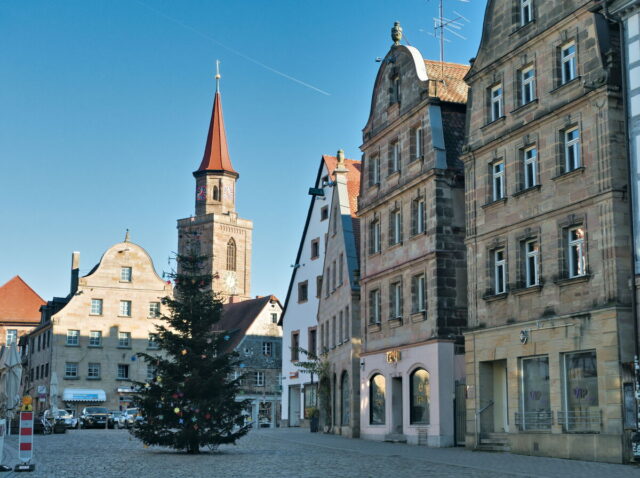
[
  {"xmin": 513, "ymin": 133, "xmax": 540, "ymax": 194},
  {"xmin": 388, "ymin": 275, "xmax": 404, "ymax": 322},
  {"xmin": 117, "ymin": 363, "xmax": 129, "ymax": 380},
  {"xmin": 388, "ymin": 200, "xmax": 404, "ymax": 246},
  {"xmin": 514, "ymin": 226, "xmax": 543, "ymax": 290},
  {"xmin": 369, "ymin": 212, "xmax": 382, "ymax": 255},
  {"xmin": 410, "ymin": 188, "xmax": 427, "ymax": 237},
  {"xmin": 297, "ymin": 280, "xmax": 309, "ymax": 303},
  {"xmin": 483, "ymin": 237, "xmax": 509, "ymax": 299},
  {"xmin": 556, "ymin": 213, "xmax": 589, "ymax": 283},
  {"xmin": 310, "ymin": 237, "xmax": 320, "ymax": 260},
  {"xmin": 551, "ymin": 28, "xmax": 580, "ymax": 89},
  {"xmin": 410, "ymin": 269, "xmax": 427, "ymax": 320},
  {"xmin": 485, "ymin": 72, "xmax": 505, "ymax": 125}
]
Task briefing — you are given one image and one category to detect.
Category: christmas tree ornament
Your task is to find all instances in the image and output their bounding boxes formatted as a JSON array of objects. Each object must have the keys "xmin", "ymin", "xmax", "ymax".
[{"xmin": 174, "ymin": 408, "xmax": 180, "ymax": 414}]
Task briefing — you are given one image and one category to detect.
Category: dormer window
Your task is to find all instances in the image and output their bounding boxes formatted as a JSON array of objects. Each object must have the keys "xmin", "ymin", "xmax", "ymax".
[
  {"xmin": 520, "ymin": 0, "xmax": 532, "ymax": 25},
  {"xmin": 212, "ymin": 185, "xmax": 220, "ymax": 201}
]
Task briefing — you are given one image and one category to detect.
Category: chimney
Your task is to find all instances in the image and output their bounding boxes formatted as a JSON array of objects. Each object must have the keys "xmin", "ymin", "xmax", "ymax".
[{"xmin": 70, "ymin": 251, "xmax": 80, "ymax": 295}]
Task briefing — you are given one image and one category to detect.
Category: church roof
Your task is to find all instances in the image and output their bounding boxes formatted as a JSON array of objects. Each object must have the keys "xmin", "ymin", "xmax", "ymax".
[
  {"xmin": 0, "ymin": 276, "xmax": 45, "ymax": 323},
  {"xmin": 215, "ymin": 295, "xmax": 281, "ymax": 352},
  {"xmin": 196, "ymin": 91, "xmax": 237, "ymax": 175},
  {"xmin": 423, "ymin": 60, "xmax": 470, "ymax": 104}
]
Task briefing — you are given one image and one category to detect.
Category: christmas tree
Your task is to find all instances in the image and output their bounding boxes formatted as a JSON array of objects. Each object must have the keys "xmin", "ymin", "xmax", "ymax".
[{"xmin": 132, "ymin": 248, "xmax": 250, "ymax": 453}]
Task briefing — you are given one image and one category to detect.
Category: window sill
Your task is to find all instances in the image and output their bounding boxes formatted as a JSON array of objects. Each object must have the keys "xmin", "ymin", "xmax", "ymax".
[
  {"xmin": 89, "ymin": 314, "xmax": 103, "ymax": 317},
  {"xmin": 118, "ymin": 280, "xmax": 132, "ymax": 284},
  {"xmin": 550, "ymin": 76, "xmax": 582, "ymax": 95},
  {"xmin": 389, "ymin": 318, "xmax": 403, "ymax": 328},
  {"xmin": 88, "ymin": 345, "xmax": 103, "ymax": 349},
  {"xmin": 368, "ymin": 250, "xmax": 382, "ymax": 257},
  {"xmin": 482, "ymin": 197, "xmax": 507, "ymax": 210},
  {"xmin": 552, "ymin": 167, "xmax": 585, "ymax": 183},
  {"xmin": 117, "ymin": 346, "xmax": 132, "ymax": 350},
  {"xmin": 297, "ymin": 300, "xmax": 309, "ymax": 304},
  {"xmin": 64, "ymin": 376, "xmax": 79, "ymax": 380},
  {"xmin": 512, "ymin": 185, "xmax": 541, "ymax": 198},
  {"xmin": 147, "ymin": 347, "xmax": 160, "ymax": 351},
  {"xmin": 368, "ymin": 323, "xmax": 382, "ymax": 333},
  {"xmin": 387, "ymin": 241, "xmax": 403, "ymax": 250},
  {"xmin": 118, "ymin": 315, "xmax": 132, "ymax": 319},
  {"xmin": 65, "ymin": 344, "xmax": 80, "ymax": 348},
  {"xmin": 482, "ymin": 292, "xmax": 509, "ymax": 302},
  {"xmin": 116, "ymin": 378, "xmax": 130, "ymax": 381},
  {"xmin": 511, "ymin": 285, "xmax": 543, "ymax": 296},
  {"xmin": 409, "ymin": 156, "xmax": 424, "ymax": 165},
  {"xmin": 387, "ymin": 170, "xmax": 401, "ymax": 180},
  {"xmin": 554, "ymin": 274, "xmax": 591, "ymax": 287},
  {"xmin": 86, "ymin": 377, "xmax": 101, "ymax": 381},
  {"xmin": 368, "ymin": 183, "xmax": 381, "ymax": 191},
  {"xmin": 410, "ymin": 311, "xmax": 426, "ymax": 323},
  {"xmin": 481, "ymin": 116, "xmax": 506, "ymax": 131},
  {"xmin": 510, "ymin": 99, "xmax": 538, "ymax": 115}
]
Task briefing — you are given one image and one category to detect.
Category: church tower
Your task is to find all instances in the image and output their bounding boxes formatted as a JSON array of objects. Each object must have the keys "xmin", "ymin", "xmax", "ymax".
[{"xmin": 177, "ymin": 65, "xmax": 253, "ymax": 302}]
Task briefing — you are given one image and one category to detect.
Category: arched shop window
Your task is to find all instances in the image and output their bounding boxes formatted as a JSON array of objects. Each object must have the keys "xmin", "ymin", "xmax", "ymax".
[
  {"xmin": 369, "ymin": 374, "xmax": 386, "ymax": 425},
  {"xmin": 341, "ymin": 371, "xmax": 350, "ymax": 425},
  {"xmin": 410, "ymin": 368, "xmax": 430, "ymax": 424}
]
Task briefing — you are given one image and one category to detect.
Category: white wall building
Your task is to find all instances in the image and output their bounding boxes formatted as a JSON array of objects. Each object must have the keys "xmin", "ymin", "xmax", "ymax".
[{"xmin": 280, "ymin": 156, "xmax": 337, "ymax": 426}]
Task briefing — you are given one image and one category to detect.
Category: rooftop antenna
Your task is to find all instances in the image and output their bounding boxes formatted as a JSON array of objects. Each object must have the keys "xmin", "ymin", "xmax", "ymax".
[{"xmin": 427, "ymin": 0, "xmax": 470, "ymax": 84}]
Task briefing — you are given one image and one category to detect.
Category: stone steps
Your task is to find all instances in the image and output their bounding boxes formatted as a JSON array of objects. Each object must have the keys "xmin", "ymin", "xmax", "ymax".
[{"xmin": 476, "ymin": 433, "xmax": 510, "ymax": 452}]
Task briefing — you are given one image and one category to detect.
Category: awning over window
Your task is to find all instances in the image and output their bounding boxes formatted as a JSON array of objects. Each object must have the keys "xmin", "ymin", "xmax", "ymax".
[{"xmin": 62, "ymin": 388, "xmax": 106, "ymax": 402}]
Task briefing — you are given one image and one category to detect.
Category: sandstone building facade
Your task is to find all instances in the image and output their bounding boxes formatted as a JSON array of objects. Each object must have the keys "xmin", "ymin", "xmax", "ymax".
[
  {"xmin": 25, "ymin": 237, "xmax": 171, "ymax": 413},
  {"xmin": 358, "ymin": 25, "xmax": 468, "ymax": 446},
  {"xmin": 462, "ymin": 0, "xmax": 634, "ymax": 463},
  {"xmin": 317, "ymin": 150, "xmax": 361, "ymax": 437}
]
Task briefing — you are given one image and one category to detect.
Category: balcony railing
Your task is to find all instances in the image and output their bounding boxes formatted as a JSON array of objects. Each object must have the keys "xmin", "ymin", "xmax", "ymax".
[
  {"xmin": 557, "ymin": 409, "xmax": 601, "ymax": 433},
  {"xmin": 515, "ymin": 411, "xmax": 553, "ymax": 431}
]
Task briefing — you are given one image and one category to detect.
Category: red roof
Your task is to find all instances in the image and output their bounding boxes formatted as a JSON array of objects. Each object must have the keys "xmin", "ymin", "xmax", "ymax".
[
  {"xmin": 0, "ymin": 276, "xmax": 45, "ymax": 322},
  {"xmin": 197, "ymin": 91, "xmax": 237, "ymax": 175},
  {"xmin": 424, "ymin": 60, "xmax": 470, "ymax": 104}
]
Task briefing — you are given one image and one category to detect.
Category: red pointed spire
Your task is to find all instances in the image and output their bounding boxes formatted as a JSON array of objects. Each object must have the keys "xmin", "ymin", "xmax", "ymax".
[{"xmin": 196, "ymin": 90, "xmax": 237, "ymax": 175}]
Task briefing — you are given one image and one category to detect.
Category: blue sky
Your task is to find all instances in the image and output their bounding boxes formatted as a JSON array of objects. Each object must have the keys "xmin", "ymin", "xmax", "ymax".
[{"xmin": 0, "ymin": 0, "xmax": 485, "ymax": 301}]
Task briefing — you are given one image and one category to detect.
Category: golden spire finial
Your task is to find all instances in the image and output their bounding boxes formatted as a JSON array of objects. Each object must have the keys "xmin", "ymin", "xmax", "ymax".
[{"xmin": 215, "ymin": 60, "xmax": 221, "ymax": 93}]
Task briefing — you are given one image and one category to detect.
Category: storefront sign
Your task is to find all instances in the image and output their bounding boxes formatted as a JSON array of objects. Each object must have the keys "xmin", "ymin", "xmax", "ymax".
[{"xmin": 289, "ymin": 371, "xmax": 298, "ymax": 379}]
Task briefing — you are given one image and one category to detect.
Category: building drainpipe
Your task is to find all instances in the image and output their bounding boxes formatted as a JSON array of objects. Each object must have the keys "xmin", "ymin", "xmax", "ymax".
[{"xmin": 605, "ymin": 0, "xmax": 640, "ymax": 459}]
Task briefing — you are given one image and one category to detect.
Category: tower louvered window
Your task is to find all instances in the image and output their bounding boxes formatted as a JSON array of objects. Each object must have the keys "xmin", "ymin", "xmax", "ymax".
[{"xmin": 227, "ymin": 238, "xmax": 236, "ymax": 271}]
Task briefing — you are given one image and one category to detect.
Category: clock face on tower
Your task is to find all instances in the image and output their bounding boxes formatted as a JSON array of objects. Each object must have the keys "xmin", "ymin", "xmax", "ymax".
[
  {"xmin": 223, "ymin": 271, "xmax": 237, "ymax": 294},
  {"xmin": 223, "ymin": 184, "xmax": 233, "ymax": 201},
  {"xmin": 196, "ymin": 186, "xmax": 207, "ymax": 201}
]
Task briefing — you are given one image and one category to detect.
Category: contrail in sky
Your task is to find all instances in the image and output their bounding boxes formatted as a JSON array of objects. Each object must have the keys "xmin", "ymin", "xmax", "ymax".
[{"xmin": 134, "ymin": 0, "xmax": 331, "ymax": 96}]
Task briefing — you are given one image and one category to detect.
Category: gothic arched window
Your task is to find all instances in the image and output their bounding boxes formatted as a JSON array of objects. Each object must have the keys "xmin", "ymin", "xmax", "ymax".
[
  {"xmin": 213, "ymin": 186, "xmax": 220, "ymax": 201},
  {"xmin": 369, "ymin": 374, "xmax": 385, "ymax": 425},
  {"xmin": 226, "ymin": 238, "xmax": 236, "ymax": 271}
]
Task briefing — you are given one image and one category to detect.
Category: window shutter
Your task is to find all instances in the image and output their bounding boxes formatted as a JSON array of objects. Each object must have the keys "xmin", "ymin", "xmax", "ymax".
[{"xmin": 410, "ymin": 129, "xmax": 416, "ymax": 161}]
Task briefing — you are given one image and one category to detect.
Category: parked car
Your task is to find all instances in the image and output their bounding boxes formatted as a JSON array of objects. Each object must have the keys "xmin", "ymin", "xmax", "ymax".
[
  {"xmin": 110, "ymin": 411, "xmax": 124, "ymax": 429},
  {"xmin": 48, "ymin": 409, "xmax": 78, "ymax": 429},
  {"xmin": 80, "ymin": 407, "xmax": 112, "ymax": 429},
  {"xmin": 122, "ymin": 408, "xmax": 142, "ymax": 428}
]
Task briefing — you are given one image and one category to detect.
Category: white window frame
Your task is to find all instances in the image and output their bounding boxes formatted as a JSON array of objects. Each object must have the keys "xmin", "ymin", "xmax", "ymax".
[
  {"xmin": 371, "ymin": 220, "xmax": 381, "ymax": 254},
  {"xmin": 89, "ymin": 331, "xmax": 102, "ymax": 347},
  {"xmin": 413, "ymin": 274, "xmax": 426, "ymax": 313},
  {"xmin": 66, "ymin": 330, "xmax": 79, "ymax": 346},
  {"xmin": 525, "ymin": 240, "xmax": 539, "ymax": 287},
  {"xmin": 262, "ymin": 341, "xmax": 272, "ymax": 356},
  {"xmin": 521, "ymin": 66, "xmax": 535, "ymax": 104},
  {"xmin": 415, "ymin": 127, "xmax": 424, "ymax": 160},
  {"xmin": 564, "ymin": 127, "xmax": 580, "ymax": 172},
  {"xmin": 6, "ymin": 329, "xmax": 17, "ymax": 345},
  {"xmin": 523, "ymin": 147, "xmax": 537, "ymax": 189},
  {"xmin": 370, "ymin": 289, "xmax": 381, "ymax": 324},
  {"xmin": 255, "ymin": 371, "xmax": 265, "ymax": 387},
  {"xmin": 494, "ymin": 249, "xmax": 507, "ymax": 294},
  {"xmin": 490, "ymin": 84, "xmax": 503, "ymax": 122},
  {"xmin": 372, "ymin": 155, "xmax": 380, "ymax": 185},
  {"xmin": 90, "ymin": 299, "xmax": 103, "ymax": 316},
  {"xmin": 117, "ymin": 364, "xmax": 129, "ymax": 380},
  {"xmin": 391, "ymin": 141, "xmax": 401, "ymax": 173},
  {"xmin": 492, "ymin": 160, "xmax": 505, "ymax": 201},
  {"xmin": 148, "ymin": 333, "xmax": 159, "ymax": 349},
  {"xmin": 148, "ymin": 302, "xmax": 160, "ymax": 318},
  {"xmin": 561, "ymin": 42, "xmax": 577, "ymax": 84},
  {"xmin": 120, "ymin": 266, "xmax": 132, "ymax": 282},
  {"xmin": 392, "ymin": 208, "xmax": 402, "ymax": 244},
  {"xmin": 118, "ymin": 331, "xmax": 131, "ymax": 348},
  {"xmin": 390, "ymin": 281, "xmax": 402, "ymax": 319},
  {"xmin": 119, "ymin": 300, "xmax": 132, "ymax": 317},
  {"xmin": 65, "ymin": 362, "xmax": 78, "ymax": 378},
  {"xmin": 87, "ymin": 363, "xmax": 100, "ymax": 379},
  {"xmin": 568, "ymin": 227, "xmax": 586, "ymax": 278},
  {"xmin": 521, "ymin": 0, "xmax": 532, "ymax": 25}
]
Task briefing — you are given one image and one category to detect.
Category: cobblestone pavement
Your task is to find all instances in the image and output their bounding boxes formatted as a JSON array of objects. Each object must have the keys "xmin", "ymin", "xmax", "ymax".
[{"xmin": 0, "ymin": 427, "xmax": 637, "ymax": 477}]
